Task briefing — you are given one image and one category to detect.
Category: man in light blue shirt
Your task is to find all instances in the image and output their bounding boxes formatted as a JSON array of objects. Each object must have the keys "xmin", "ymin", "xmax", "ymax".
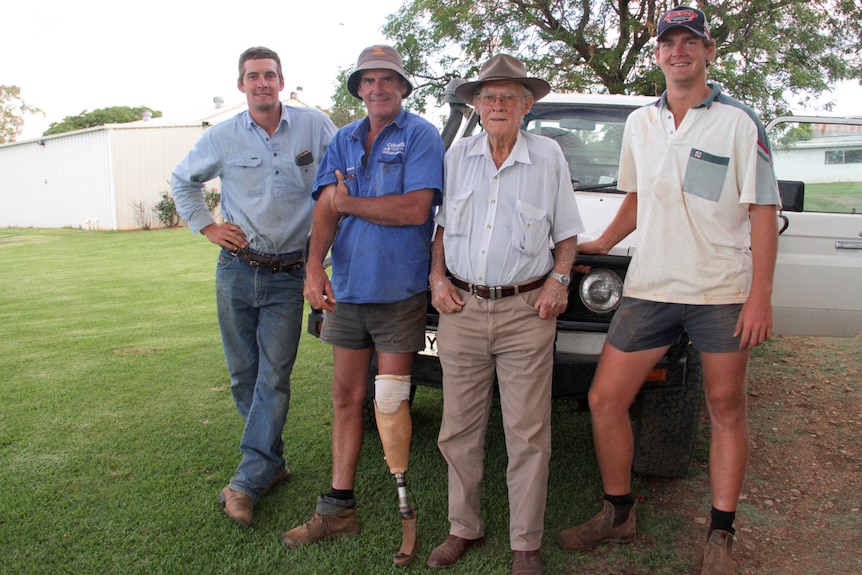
[{"xmin": 172, "ymin": 46, "xmax": 336, "ymax": 528}]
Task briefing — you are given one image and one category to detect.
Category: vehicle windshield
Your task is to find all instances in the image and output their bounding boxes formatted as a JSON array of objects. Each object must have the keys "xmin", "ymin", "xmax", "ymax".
[{"xmin": 524, "ymin": 104, "xmax": 637, "ymax": 191}]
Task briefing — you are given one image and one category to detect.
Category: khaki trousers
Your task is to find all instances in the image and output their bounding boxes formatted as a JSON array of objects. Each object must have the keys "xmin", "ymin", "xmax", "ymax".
[{"xmin": 436, "ymin": 287, "xmax": 555, "ymax": 550}]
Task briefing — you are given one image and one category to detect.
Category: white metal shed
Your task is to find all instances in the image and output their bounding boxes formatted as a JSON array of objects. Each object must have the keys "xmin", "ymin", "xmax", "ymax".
[{"xmin": 0, "ymin": 121, "xmax": 205, "ymax": 230}]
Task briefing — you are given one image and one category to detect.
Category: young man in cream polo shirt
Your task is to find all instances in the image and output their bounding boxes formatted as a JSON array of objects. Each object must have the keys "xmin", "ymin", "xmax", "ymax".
[{"xmin": 557, "ymin": 7, "xmax": 781, "ymax": 575}]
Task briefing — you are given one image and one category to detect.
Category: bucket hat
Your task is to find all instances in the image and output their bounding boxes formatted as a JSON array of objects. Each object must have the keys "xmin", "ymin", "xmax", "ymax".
[{"xmin": 347, "ymin": 45, "xmax": 413, "ymax": 100}]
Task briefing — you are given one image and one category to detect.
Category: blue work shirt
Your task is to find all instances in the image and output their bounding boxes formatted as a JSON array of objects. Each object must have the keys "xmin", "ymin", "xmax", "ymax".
[
  {"xmin": 172, "ymin": 104, "xmax": 336, "ymax": 255},
  {"xmin": 314, "ymin": 108, "xmax": 444, "ymax": 304}
]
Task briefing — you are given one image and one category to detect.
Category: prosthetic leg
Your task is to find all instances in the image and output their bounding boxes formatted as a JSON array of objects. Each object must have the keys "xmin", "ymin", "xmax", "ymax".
[{"xmin": 374, "ymin": 374, "xmax": 418, "ymax": 566}]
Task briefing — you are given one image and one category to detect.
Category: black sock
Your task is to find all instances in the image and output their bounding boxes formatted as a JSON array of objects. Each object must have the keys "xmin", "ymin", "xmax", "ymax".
[
  {"xmin": 604, "ymin": 493, "xmax": 635, "ymax": 527},
  {"xmin": 325, "ymin": 488, "xmax": 354, "ymax": 501},
  {"xmin": 710, "ymin": 507, "xmax": 736, "ymax": 535}
]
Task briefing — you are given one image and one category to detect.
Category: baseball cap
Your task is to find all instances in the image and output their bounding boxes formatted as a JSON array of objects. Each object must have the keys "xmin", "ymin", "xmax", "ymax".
[
  {"xmin": 346, "ymin": 45, "xmax": 413, "ymax": 100},
  {"xmin": 657, "ymin": 6, "xmax": 710, "ymax": 40}
]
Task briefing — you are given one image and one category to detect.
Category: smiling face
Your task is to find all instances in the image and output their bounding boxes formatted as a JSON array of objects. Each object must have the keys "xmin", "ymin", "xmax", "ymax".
[
  {"xmin": 473, "ymin": 80, "xmax": 534, "ymax": 141},
  {"xmin": 238, "ymin": 58, "xmax": 284, "ymax": 114},
  {"xmin": 655, "ymin": 28, "xmax": 715, "ymax": 88},
  {"xmin": 356, "ymin": 69, "xmax": 407, "ymax": 124}
]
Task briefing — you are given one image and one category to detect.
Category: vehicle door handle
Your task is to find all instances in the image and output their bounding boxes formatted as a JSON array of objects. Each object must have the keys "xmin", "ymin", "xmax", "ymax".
[{"xmin": 835, "ymin": 241, "xmax": 862, "ymax": 250}]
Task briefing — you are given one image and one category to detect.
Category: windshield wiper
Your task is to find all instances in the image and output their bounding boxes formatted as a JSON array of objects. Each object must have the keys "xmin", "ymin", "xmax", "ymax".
[{"xmin": 573, "ymin": 181, "xmax": 620, "ymax": 192}]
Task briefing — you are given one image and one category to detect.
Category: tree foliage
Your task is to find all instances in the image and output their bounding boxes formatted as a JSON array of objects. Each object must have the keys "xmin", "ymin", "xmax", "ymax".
[
  {"xmin": 0, "ymin": 85, "xmax": 43, "ymax": 144},
  {"xmin": 383, "ymin": 0, "xmax": 862, "ymax": 120},
  {"xmin": 323, "ymin": 68, "xmax": 368, "ymax": 128},
  {"xmin": 43, "ymin": 106, "xmax": 163, "ymax": 136}
]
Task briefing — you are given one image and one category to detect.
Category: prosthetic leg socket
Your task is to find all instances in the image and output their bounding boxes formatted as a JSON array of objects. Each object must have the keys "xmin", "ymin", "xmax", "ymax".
[{"xmin": 374, "ymin": 391, "xmax": 417, "ymax": 566}]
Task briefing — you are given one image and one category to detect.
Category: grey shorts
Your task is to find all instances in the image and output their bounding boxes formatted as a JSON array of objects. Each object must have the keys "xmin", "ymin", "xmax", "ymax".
[
  {"xmin": 320, "ymin": 292, "xmax": 427, "ymax": 353},
  {"xmin": 607, "ymin": 297, "xmax": 744, "ymax": 353}
]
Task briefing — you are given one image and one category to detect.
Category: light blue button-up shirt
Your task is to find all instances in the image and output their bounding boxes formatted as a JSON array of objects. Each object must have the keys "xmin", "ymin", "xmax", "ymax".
[{"xmin": 172, "ymin": 104, "xmax": 336, "ymax": 255}]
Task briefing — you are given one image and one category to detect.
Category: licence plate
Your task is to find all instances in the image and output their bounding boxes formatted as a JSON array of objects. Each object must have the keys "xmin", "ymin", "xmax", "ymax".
[{"xmin": 418, "ymin": 330, "xmax": 438, "ymax": 357}]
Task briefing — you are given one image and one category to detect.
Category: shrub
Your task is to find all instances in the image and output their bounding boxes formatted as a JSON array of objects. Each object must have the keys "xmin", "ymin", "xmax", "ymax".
[{"xmin": 153, "ymin": 192, "xmax": 180, "ymax": 228}]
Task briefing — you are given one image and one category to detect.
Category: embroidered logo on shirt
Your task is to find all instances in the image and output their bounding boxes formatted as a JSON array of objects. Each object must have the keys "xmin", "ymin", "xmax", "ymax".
[{"xmin": 381, "ymin": 141, "xmax": 406, "ymax": 159}]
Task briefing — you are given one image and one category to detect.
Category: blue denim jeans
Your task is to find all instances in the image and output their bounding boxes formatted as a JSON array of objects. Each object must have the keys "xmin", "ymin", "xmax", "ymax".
[{"xmin": 215, "ymin": 248, "xmax": 304, "ymax": 502}]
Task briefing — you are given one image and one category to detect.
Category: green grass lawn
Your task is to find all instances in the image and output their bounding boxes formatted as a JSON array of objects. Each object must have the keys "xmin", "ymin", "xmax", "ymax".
[
  {"xmin": 0, "ymin": 228, "xmax": 699, "ymax": 575},
  {"xmin": 803, "ymin": 181, "xmax": 861, "ymax": 213}
]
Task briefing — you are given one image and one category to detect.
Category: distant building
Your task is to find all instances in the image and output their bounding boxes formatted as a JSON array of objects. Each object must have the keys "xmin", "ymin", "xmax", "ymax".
[{"xmin": 0, "ymin": 94, "xmax": 314, "ymax": 230}]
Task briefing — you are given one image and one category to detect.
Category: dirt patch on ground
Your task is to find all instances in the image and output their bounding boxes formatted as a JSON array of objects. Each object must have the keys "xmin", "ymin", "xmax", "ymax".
[{"xmin": 649, "ymin": 335, "xmax": 862, "ymax": 574}]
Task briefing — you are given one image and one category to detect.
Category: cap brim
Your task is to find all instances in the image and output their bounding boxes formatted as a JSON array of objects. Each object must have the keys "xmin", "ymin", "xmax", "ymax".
[{"xmin": 657, "ymin": 24, "xmax": 709, "ymax": 40}]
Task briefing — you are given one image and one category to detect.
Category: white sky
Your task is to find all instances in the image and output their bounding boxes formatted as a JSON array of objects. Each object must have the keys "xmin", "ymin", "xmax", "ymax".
[
  {"xmin": 4, "ymin": 0, "xmax": 404, "ymax": 140},
  {"xmin": 4, "ymin": 0, "xmax": 860, "ymax": 142}
]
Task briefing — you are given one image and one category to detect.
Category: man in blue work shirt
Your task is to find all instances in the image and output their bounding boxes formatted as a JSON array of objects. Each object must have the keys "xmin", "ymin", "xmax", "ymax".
[
  {"xmin": 281, "ymin": 45, "xmax": 444, "ymax": 567},
  {"xmin": 172, "ymin": 46, "xmax": 336, "ymax": 528}
]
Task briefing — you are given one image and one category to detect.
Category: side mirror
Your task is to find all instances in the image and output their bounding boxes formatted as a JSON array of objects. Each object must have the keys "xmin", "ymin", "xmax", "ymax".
[{"xmin": 777, "ymin": 180, "xmax": 804, "ymax": 213}]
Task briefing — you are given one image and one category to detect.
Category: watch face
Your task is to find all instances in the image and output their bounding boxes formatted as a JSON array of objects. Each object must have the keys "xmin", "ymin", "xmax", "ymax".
[{"xmin": 553, "ymin": 273, "xmax": 570, "ymax": 286}]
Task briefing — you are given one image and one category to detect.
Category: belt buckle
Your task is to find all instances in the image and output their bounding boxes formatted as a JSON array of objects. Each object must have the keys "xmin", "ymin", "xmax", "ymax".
[{"xmin": 470, "ymin": 284, "xmax": 485, "ymax": 300}]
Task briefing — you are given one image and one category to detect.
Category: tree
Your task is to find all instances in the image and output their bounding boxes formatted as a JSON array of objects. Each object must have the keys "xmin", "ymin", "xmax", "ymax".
[
  {"xmin": 43, "ymin": 106, "xmax": 163, "ymax": 136},
  {"xmin": 324, "ymin": 68, "xmax": 373, "ymax": 127},
  {"xmin": 383, "ymin": 0, "xmax": 862, "ymax": 120},
  {"xmin": 0, "ymin": 85, "xmax": 43, "ymax": 144}
]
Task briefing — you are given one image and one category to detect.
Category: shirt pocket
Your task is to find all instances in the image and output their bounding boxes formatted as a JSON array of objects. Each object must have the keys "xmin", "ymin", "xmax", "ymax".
[
  {"xmin": 375, "ymin": 154, "xmax": 404, "ymax": 195},
  {"xmin": 224, "ymin": 156, "xmax": 265, "ymax": 197},
  {"xmin": 287, "ymin": 155, "xmax": 318, "ymax": 196},
  {"xmin": 511, "ymin": 200, "xmax": 549, "ymax": 256},
  {"xmin": 683, "ymin": 149, "xmax": 730, "ymax": 202},
  {"xmin": 444, "ymin": 189, "xmax": 474, "ymax": 237}
]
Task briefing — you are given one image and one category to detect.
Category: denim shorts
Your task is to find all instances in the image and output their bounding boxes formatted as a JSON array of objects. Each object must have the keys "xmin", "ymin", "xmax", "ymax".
[
  {"xmin": 320, "ymin": 292, "xmax": 427, "ymax": 353},
  {"xmin": 607, "ymin": 297, "xmax": 744, "ymax": 353}
]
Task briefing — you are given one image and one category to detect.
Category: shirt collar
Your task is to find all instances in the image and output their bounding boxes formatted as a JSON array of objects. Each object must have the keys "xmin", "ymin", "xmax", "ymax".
[
  {"xmin": 657, "ymin": 82, "xmax": 722, "ymax": 110},
  {"xmin": 242, "ymin": 104, "xmax": 290, "ymax": 132},
  {"xmin": 468, "ymin": 130, "xmax": 532, "ymax": 168},
  {"xmin": 349, "ymin": 107, "xmax": 408, "ymax": 141}
]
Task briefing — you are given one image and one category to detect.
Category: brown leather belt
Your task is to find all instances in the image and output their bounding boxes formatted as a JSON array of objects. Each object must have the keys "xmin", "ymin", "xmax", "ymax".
[
  {"xmin": 450, "ymin": 276, "xmax": 546, "ymax": 300},
  {"xmin": 233, "ymin": 248, "xmax": 304, "ymax": 274}
]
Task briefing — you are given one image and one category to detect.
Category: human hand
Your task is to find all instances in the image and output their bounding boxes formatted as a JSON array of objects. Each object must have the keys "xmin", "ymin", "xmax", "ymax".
[
  {"xmin": 572, "ymin": 239, "xmax": 606, "ymax": 274},
  {"xmin": 201, "ymin": 222, "xmax": 248, "ymax": 251},
  {"xmin": 331, "ymin": 169, "xmax": 351, "ymax": 216},
  {"xmin": 304, "ymin": 265, "xmax": 336, "ymax": 312},
  {"xmin": 430, "ymin": 275, "xmax": 465, "ymax": 314},
  {"xmin": 534, "ymin": 279, "xmax": 569, "ymax": 319},
  {"xmin": 734, "ymin": 293, "xmax": 773, "ymax": 351}
]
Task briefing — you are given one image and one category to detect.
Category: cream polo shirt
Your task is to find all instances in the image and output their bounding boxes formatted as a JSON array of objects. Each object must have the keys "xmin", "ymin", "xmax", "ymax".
[
  {"xmin": 618, "ymin": 84, "xmax": 781, "ymax": 304},
  {"xmin": 437, "ymin": 130, "xmax": 585, "ymax": 287}
]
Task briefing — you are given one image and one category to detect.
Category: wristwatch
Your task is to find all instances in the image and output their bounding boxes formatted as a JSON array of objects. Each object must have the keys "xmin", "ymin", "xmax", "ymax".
[{"xmin": 550, "ymin": 272, "xmax": 570, "ymax": 287}]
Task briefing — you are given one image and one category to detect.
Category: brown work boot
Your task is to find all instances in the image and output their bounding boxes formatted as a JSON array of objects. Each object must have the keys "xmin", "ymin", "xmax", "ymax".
[
  {"xmin": 511, "ymin": 550, "xmax": 542, "ymax": 575},
  {"xmin": 217, "ymin": 486, "xmax": 253, "ymax": 527},
  {"xmin": 557, "ymin": 499, "xmax": 637, "ymax": 551},
  {"xmin": 701, "ymin": 529, "xmax": 736, "ymax": 575},
  {"xmin": 260, "ymin": 468, "xmax": 291, "ymax": 497},
  {"xmin": 426, "ymin": 534, "xmax": 485, "ymax": 568},
  {"xmin": 282, "ymin": 495, "xmax": 360, "ymax": 547}
]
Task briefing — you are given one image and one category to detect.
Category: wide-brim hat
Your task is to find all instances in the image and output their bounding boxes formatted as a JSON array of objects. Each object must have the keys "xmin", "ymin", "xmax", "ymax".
[
  {"xmin": 455, "ymin": 54, "xmax": 551, "ymax": 104},
  {"xmin": 347, "ymin": 45, "xmax": 413, "ymax": 100}
]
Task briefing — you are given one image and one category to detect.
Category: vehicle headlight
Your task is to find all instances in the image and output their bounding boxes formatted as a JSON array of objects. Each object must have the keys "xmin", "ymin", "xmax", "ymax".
[{"xmin": 579, "ymin": 269, "xmax": 623, "ymax": 313}]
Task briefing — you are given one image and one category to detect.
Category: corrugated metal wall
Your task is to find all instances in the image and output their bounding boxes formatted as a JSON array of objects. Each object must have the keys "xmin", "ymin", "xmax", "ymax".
[
  {"xmin": 0, "ymin": 123, "xmax": 205, "ymax": 230},
  {"xmin": 108, "ymin": 125, "xmax": 206, "ymax": 230},
  {"xmin": 0, "ymin": 131, "xmax": 114, "ymax": 229}
]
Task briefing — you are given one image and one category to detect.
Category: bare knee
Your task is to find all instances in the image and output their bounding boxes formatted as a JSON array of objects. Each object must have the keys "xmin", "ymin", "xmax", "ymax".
[
  {"xmin": 588, "ymin": 384, "xmax": 632, "ymax": 420},
  {"xmin": 705, "ymin": 387, "xmax": 747, "ymax": 428}
]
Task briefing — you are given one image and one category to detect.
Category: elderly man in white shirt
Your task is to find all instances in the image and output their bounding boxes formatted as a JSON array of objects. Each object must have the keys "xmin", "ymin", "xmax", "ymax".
[{"xmin": 427, "ymin": 54, "xmax": 584, "ymax": 575}]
